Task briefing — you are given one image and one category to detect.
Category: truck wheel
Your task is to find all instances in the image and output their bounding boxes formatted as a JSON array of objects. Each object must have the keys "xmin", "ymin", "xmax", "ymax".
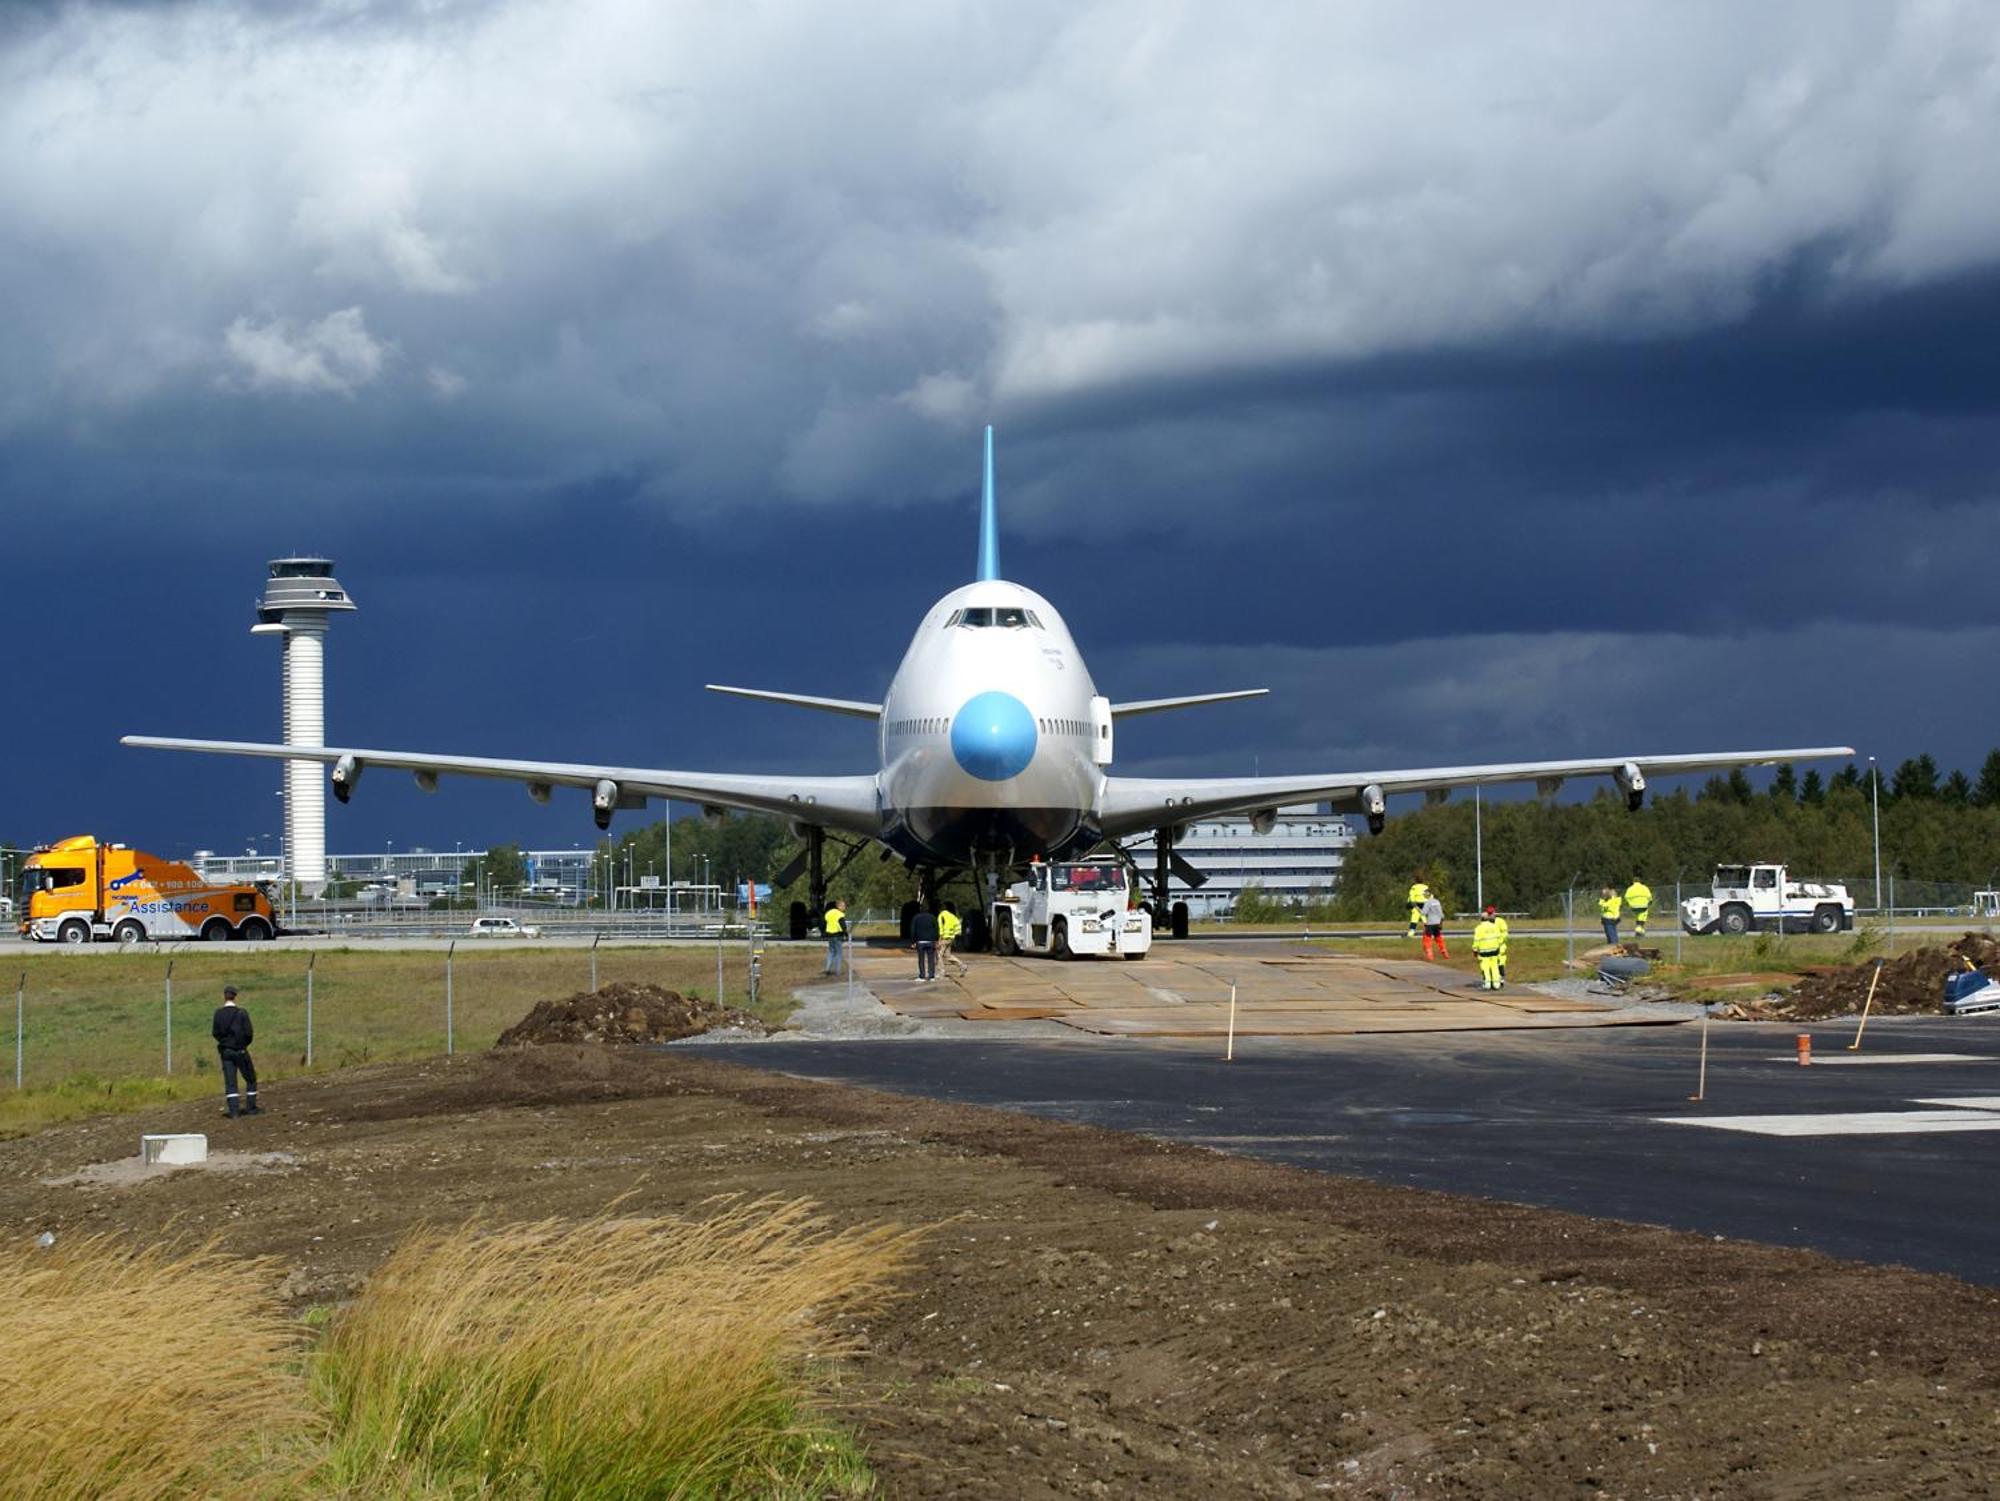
[
  {"xmin": 788, "ymin": 901, "xmax": 809, "ymax": 941},
  {"xmin": 1170, "ymin": 902, "xmax": 1190, "ymax": 940},
  {"xmin": 113, "ymin": 920, "xmax": 146, "ymax": 946},
  {"xmin": 201, "ymin": 917, "xmax": 234, "ymax": 943},
  {"xmin": 58, "ymin": 919, "xmax": 91, "ymax": 946},
  {"xmin": 1122, "ymin": 948, "xmax": 1147, "ymax": 961},
  {"xmin": 1051, "ymin": 916, "xmax": 1071, "ymax": 959},
  {"xmin": 1812, "ymin": 905, "xmax": 1841, "ymax": 934},
  {"xmin": 899, "ymin": 900, "xmax": 919, "ymax": 941},
  {"xmin": 239, "ymin": 917, "xmax": 273, "ymax": 942},
  {"xmin": 1719, "ymin": 904, "xmax": 1752, "ymax": 936},
  {"xmin": 993, "ymin": 911, "xmax": 1017, "ymax": 956}
]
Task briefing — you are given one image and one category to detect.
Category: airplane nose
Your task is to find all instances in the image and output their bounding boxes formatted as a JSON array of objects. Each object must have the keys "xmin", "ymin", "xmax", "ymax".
[{"xmin": 951, "ymin": 691, "xmax": 1038, "ymax": 781}]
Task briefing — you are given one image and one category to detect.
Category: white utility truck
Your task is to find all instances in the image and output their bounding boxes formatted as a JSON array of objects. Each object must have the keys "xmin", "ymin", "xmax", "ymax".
[
  {"xmin": 991, "ymin": 857, "xmax": 1152, "ymax": 960},
  {"xmin": 1679, "ymin": 863, "xmax": 1854, "ymax": 936}
]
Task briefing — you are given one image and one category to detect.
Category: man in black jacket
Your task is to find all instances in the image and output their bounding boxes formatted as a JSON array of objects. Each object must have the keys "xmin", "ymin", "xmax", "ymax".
[
  {"xmin": 212, "ymin": 984, "xmax": 260, "ymax": 1118},
  {"xmin": 911, "ymin": 907, "xmax": 939, "ymax": 981}
]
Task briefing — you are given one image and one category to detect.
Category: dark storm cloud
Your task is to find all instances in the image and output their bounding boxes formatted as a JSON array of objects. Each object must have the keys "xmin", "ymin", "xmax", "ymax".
[{"xmin": 5, "ymin": 0, "xmax": 2000, "ymax": 853}]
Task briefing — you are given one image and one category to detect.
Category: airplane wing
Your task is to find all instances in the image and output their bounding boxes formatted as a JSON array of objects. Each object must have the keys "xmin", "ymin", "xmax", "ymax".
[
  {"xmin": 120, "ymin": 737, "xmax": 882, "ymax": 835},
  {"xmin": 1110, "ymin": 689, "xmax": 1268, "ymax": 718},
  {"xmin": 704, "ymin": 685, "xmax": 882, "ymax": 718},
  {"xmin": 1097, "ymin": 746, "xmax": 1855, "ymax": 838}
]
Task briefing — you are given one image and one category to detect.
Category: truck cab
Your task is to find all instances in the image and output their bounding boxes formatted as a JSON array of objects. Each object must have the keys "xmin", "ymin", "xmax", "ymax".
[
  {"xmin": 21, "ymin": 835, "xmax": 276, "ymax": 945},
  {"xmin": 991, "ymin": 857, "xmax": 1152, "ymax": 960},
  {"xmin": 1679, "ymin": 863, "xmax": 1853, "ymax": 936}
]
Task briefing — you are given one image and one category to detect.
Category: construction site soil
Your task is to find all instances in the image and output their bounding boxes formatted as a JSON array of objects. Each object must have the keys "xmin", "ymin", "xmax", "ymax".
[
  {"xmin": 494, "ymin": 981, "xmax": 769, "ymax": 1045},
  {"xmin": 3, "ymin": 1044, "xmax": 1999, "ymax": 1498},
  {"xmin": 1716, "ymin": 934, "xmax": 2000, "ymax": 1023}
]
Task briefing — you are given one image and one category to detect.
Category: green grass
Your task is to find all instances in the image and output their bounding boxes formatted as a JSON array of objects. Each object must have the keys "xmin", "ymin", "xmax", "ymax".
[
  {"xmin": 1310, "ymin": 928, "xmax": 1890, "ymax": 989},
  {"xmin": 0, "ymin": 944, "xmax": 825, "ymax": 1136}
]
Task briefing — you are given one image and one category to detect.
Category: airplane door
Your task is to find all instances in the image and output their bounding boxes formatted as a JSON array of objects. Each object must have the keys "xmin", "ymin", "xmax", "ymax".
[{"xmin": 1089, "ymin": 695, "xmax": 1113, "ymax": 767}]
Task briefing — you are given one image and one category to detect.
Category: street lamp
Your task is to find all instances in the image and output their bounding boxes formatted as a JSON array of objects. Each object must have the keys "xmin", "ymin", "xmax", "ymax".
[{"xmin": 1869, "ymin": 756, "xmax": 1882, "ymax": 916}]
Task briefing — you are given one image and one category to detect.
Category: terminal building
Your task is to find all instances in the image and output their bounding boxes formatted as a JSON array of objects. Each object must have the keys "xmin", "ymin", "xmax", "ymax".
[
  {"xmin": 192, "ymin": 847, "xmax": 600, "ymax": 904},
  {"xmin": 1124, "ymin": 807, "xmax": 1356, "ymax": 919}
]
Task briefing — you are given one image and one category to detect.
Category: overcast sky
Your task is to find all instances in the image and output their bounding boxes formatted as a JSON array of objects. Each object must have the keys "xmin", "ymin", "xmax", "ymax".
[{"xmin": 5, "ymin": 0, "xmax": 1997, "ymax": 859}]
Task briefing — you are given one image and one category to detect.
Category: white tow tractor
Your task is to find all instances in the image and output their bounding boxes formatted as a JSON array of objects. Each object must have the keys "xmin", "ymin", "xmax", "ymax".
[
  {"xmin": 1679, "ymin": 863, "xmax": 1855, "ymax": 936},
  {"xmin": 991, "ymin": 857, "xmax": 1152, "ymax": 960}
]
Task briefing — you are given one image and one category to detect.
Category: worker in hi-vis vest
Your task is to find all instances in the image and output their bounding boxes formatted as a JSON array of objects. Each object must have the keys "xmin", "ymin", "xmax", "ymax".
[
  {"xmin": 1598, "ymin": 886, "xmax": 1622, "ymax": 946},
  {"xmin": 1472, "ymin": 908, "xmax": 1505, "ymax": 991},
  {"xmin": 1406, "ymin": 878, "xmax": 1431, "ymax": 940},
  {"xmin": 1624, "ymin": 877, "xmax": 1653, "ymax": 939},
  {"xmin": 821, "ymin": 897, "xmax": 848, "ymax": 974},
  {"xmin": 1494, "ymin": 910, "xmax": 1511, "ymax": 982}
]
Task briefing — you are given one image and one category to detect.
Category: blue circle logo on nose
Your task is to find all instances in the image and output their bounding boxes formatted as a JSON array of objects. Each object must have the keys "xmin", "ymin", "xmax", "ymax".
[{"xmin": 951, "ymin": 691, "xmax": 1038, "ymax": 781}]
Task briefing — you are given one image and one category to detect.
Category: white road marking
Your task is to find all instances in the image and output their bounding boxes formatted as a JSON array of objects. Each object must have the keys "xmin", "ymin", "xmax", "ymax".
[
  {"xmin": 1761, "ymin": 1053, "xmax": 1999, "ymax": 1066},
  {"xmin": 1658, "ymin": 1097, "xmax": 2000, "ymax": 1136}
]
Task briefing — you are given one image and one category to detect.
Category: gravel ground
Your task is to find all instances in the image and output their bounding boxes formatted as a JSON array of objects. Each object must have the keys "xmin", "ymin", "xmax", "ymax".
[{"xmin": 2, "ymin": 1045, "xmax": 1998, "ymax": 1497}]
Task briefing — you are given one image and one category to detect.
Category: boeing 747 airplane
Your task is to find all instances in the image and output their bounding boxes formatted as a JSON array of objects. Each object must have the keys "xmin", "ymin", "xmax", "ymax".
[{"xmin": 127, "ymin": 429, "xmax": 1851, "ymax": 940}]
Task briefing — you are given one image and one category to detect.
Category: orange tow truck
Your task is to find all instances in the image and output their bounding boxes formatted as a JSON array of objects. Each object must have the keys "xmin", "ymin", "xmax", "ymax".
[{"xmin": 19, "ymin": 835, "xmax": 277, "ymax": 945}]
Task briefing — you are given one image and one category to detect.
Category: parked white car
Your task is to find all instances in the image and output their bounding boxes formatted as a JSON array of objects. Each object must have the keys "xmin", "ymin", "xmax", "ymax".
[{"xmin": 468, "ymin": 916, "xmax": 542, "ymax": 939}]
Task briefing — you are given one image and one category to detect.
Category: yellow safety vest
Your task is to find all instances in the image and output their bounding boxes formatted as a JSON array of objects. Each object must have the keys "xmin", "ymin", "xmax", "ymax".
[
  {"xmin": 1473, "ymin": 919, "xmax": 1502, "ymax": 955},
  {"xmin": 1598, "ymin": 894, "xmax": 1621, "ymax": 920},
  {"xmin": 824, "ymin": 907, "xmax": 845, "ymax": 935},
  {"xmin": 1494, "ymin": 916, "xmax": 1510, "ymax": 947},
  {"xmin": 1407, "ymin": 883, "xmax": 1430, "ymax": 907},
  {"xmin": 1624, "ymin": 882, "xmax": 1652, "ymax": 911},
  {"xmin": 937, "ymin": 911, "xmax": 962, "ymax": 941}
]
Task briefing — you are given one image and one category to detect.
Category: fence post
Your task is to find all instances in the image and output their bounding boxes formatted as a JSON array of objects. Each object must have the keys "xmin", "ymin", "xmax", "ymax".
[
  {"xmin": 591, "ymin": 932, "xmax": 601, "ymax": 994},
  {"xmin": 164, "ymin": 959, "xmax": 174, "ymax": 1074},
  {"xmin": 1674, "ymin": 877, "xmax": 1682, "ymax": 967},
  {"xmin": 716, "ymin": 924, "xmax": 725, "ymax": 1006},
  {"xmin": 1565, "ymin": 887, "xmax": 1575, "ymax": 968},
  {"xmin": 1887, "ymin": 874, "xmax": 1896, "ymax": 955},
  {"xmin": 445, "ymin": 940, "xmax": 456, "ymax": 1057},
  {"xmin": 14, "ymin": 971, "xmax": 22, "ymax": 1090},
  {"xmin": 305, "ymin": 952, "xmax": 316, "ymax": 1068}
]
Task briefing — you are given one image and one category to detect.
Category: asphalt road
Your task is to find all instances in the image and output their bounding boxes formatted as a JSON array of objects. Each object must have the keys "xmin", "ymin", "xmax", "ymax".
[{"xmin": 706, "ymin": 1017, "xmax": 2000, "ymax": 1284}]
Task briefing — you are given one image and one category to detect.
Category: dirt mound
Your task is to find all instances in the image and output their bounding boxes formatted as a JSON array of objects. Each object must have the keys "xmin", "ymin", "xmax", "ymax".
[
  {"xmin": 1720, "ymin": 934, "xmax": 2000, "ymax": 1022},
  {"xmin": 496, "ymin": 982, "xmax": 770, "ymax": 1047}
]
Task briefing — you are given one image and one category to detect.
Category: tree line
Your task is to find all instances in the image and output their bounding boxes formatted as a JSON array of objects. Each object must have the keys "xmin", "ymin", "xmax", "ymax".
[{"xmin": 1324, "ymin": 753, "xmax": 2000, "ymax": 920}]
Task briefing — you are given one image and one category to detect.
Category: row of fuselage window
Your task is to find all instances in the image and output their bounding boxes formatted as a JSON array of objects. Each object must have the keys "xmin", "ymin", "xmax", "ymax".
[{"xmin": 881, "ymin": 716, "xmax": 1095, "ymax": 740}]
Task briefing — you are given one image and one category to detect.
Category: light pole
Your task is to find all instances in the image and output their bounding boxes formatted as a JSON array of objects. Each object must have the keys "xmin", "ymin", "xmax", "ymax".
[
  {"xmin": 1474, "ymin": 786, "xmax": 1483, "ymax": 912},
  {"xmin": 1869, "ymin": 756, "xmax": 1882, "ymax": 916}
]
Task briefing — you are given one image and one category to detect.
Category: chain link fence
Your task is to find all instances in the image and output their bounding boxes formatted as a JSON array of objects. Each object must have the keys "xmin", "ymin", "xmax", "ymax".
[{"xmin": 4, "ymin": 934, "xmax": 793, "ymax": 1098}]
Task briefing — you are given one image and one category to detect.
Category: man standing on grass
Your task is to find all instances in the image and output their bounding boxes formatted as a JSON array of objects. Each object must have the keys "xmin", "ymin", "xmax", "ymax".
[{"xmin": 212, "ymin": 985, "xmax": 260, "ymax": 1119}]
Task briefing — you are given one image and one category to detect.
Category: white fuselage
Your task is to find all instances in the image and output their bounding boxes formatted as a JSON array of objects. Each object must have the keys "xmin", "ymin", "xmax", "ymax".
[{"xmin": 875, "ymin": 580, "xmax": 1105, "ymax": 865}]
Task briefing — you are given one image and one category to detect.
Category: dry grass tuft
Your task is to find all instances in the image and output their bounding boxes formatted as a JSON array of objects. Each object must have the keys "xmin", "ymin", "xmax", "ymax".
[
  {"xmin": 0, "ymin": 1234, "xmax": 314, "ymax": 1500},
  {"xmin": 313, "ymin": 1196, "xmax": 922, "ymax": 1499}
]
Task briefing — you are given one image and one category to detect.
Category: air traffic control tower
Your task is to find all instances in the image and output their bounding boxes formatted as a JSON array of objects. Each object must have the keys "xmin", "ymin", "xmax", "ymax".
[{"xmin": 251, "ymin": 558, "xmax": 356, "ymax": 893}]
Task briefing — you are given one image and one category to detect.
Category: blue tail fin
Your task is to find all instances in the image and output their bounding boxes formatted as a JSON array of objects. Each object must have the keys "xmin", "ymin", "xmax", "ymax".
[{"xmin": 977, "ymin": 424, "xmax": 1001, "ymax": 582}]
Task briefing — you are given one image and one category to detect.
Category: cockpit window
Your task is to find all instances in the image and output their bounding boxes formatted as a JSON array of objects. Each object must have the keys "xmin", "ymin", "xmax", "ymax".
[{"xmin": 947, "ymin": 606, "xmax": 1035, "ymax": 629}]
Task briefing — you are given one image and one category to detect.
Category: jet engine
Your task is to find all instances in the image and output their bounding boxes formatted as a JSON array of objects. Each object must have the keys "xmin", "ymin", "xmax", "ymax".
[
  {"xmin": 1615, "ymin": 761, "xmax": 1647, "ymax": 812},
  {"xmin": 330, "ymin": 754, "xmax": 362, "ymax": 804}
]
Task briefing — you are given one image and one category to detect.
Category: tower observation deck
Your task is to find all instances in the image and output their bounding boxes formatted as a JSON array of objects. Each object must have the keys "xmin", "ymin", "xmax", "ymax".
[{"xmin": 250, "ymin": 558, "xmax": 357, "ymax": 893}]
